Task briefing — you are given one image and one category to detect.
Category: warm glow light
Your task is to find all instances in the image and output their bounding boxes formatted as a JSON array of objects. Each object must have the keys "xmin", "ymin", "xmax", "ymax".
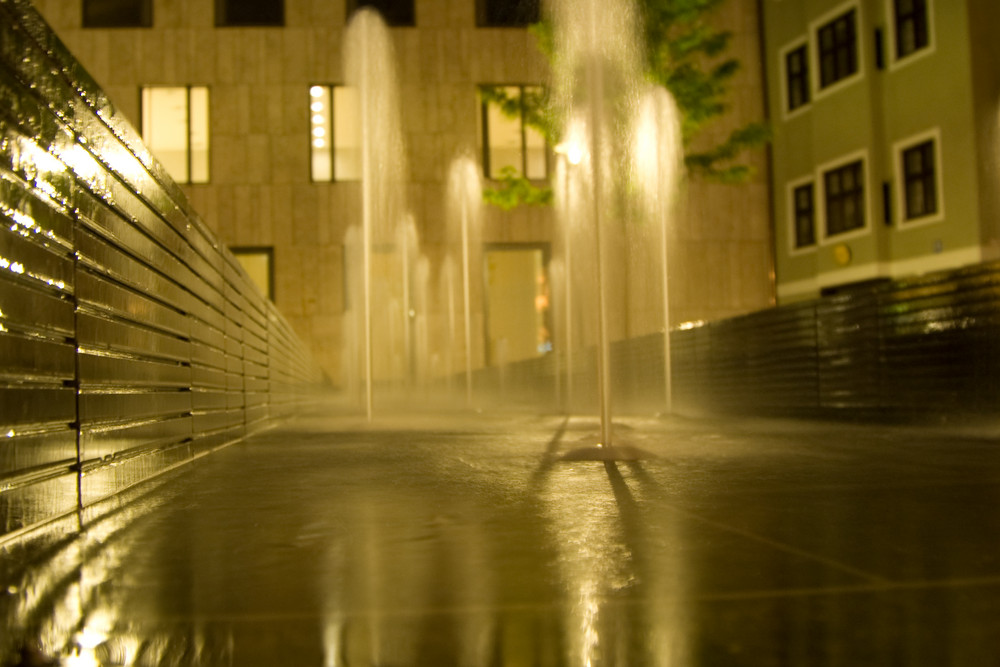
[
  {"xmin": 310, "ymin": 85, "xmax": 325, "ymax": 97},
  {"xmin": 555, "ymin": 141, "xmax": 584, "ymax": 165},
  {"xmin": 311, "ymin": 101, "xmax": 324, "ymax": 112},
  {"xmin": 313, "ymin": 138, "xmax": 326, "ymax": 148},
  {"xmin": 312, "ymin": 127, "xmax": 326, "ymax": 138}
]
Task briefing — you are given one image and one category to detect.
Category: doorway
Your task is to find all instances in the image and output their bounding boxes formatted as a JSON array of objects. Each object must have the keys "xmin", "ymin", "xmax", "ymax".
[{"xmin": 483, "ymin": 244, "xmax": 551, "ymax": 367}]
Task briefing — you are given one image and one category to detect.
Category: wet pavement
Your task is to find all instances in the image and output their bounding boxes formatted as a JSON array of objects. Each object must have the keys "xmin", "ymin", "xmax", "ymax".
[{"xmin": 5, "ymin": 411, "xmax": 1000, "ymax": 665}]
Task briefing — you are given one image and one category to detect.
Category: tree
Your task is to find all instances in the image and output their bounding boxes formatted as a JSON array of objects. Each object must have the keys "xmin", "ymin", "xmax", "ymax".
[{"xmin": 481, "ymin": 0, "xmax": 769, "ymax": 209}]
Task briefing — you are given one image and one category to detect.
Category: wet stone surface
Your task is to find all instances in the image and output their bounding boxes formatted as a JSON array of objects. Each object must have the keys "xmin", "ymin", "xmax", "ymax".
[{"xmin": 5, "ymin": 412, "xmax": 1000, "ymax": 665}]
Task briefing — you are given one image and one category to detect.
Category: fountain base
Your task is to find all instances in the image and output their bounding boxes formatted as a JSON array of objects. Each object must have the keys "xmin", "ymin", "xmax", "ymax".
[{"xmin": 559, "ymin": 443, "xmax": 655, "ymax": 461}]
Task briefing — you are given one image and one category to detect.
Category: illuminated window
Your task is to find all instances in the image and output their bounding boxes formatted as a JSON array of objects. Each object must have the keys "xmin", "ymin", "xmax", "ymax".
[
  {"xmin": 310, "ymin": 85, "xmax": 361, "ymax": 182},
  {"xmin": 784, "ymin": 43, "xmax": 810, "ymax": 113},
  {"xmin": 480, "ymin": 85, "xmax": 548, "ymax": 180},
  {"xmin": 346, "ymin": 0, "xmax": 415, "ymax": 27},
  {"xmin": 477, "ymin": 0, "xmax": 539, "ymax": 27},
  {"xmin": 816, "ymin": 8, "xmax": 858, "ymax": 89},
  {"xmin": 893, "ymin": 0, "xmax": 930, "ymax": 60},
  {"xmin": 231, "ymin": 247, "xmax": 274, "ymax": 301},
  {"xmin": 791, "ymin": 181, "xmax": 816, "ymax": 249},
  {"xmin": 83, "ymin": 0, "xmax": 152, "ymax": 27},
  {"xmin": 216, "ymin": 0, "xmax": 284, "ymax": 26},
  {"xmin": 823, "ymin": 159, "xmax": 865, "ymax": 236},
  {"xmin": 141, "ymin": 86, "xmax": 209, "ymax": 184}
]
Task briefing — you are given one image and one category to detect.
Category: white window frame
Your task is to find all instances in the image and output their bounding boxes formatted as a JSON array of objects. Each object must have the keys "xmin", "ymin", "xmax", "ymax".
[
  {"xmin": 787, "ymin": 175, "xmax": 818, "ymax": 255},
  {"xmin": 779, "ymin": 36, "xmax": 812, "ymax": 121},
  {"xmin": 893, "ymin": 127, "xmax": 944, "ymax": 229},
  {"xmin": 810, "ymin": 0, "xmax": 865, "ymax": 101},
  {"xmin": 817, "ymin": 149, "xmax": 871, "ymax": 243},
  {"xmin": 885, "ymin": 0, "xmax": 935, "ymax": 71}
]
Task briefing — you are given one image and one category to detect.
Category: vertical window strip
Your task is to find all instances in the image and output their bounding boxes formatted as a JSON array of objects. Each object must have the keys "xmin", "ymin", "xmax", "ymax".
[
  {"xmin": 786, "ymin": 45, "xmax": 810, "ymax": 111},
  {"xmin": 902, "ymin": 140, "xmax": 936, "ymax": 220},
  {"xmin": 793, "ymin": 182, "xmax": 816, "ymax": 248},
  {"xmin": 894, "ymin": 0, "xmax": 929, "ymax": 59}
]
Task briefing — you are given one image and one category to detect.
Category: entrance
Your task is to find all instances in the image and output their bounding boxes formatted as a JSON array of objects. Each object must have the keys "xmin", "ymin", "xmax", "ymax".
[{"xmin": 484, "ymin": 245, "xmax": 551, "ymax": 366}]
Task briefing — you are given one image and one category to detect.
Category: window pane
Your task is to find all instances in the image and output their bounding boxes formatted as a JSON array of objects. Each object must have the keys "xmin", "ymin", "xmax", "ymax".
[
  {"xmin": 824, "ymin": 160, "xmax": 864, "ymax": 236},
  {"xmin": 142, "ymin": 87, "xmax": 191, "ymax": 183},
  {"xmin": 817, "ymin": 9, "xmax": 858, "ymax": 88},
  {"xmin": 902, "ymin": 140, "xmax": 936, "ymax": 219},
  {"xmin": 216, "ymin": 0, "xmax": 284, "ymax": 26},
  {"xmin": 83, "ymin": 0, "xmax": 152, "ymax": 27},
  {"xmin": 334, "ymin": 86, "xmax": 362, "ymax": 181},
  {"xmin": 525, "ymin": 123, "xmax": 547, "ymax": 180},
  {"xmin": 310, "ymin": 86, "xmax": 333, "ymax": 182},
  {"xmin": 189, "ymin": 87, "xmax": 210, "ymax": 184},
  {"xmin": 477, "ymin": 0, "xmax": 540, "ymax": 27},
  {"xmin": 485, "ymin": 86, "xmax": 525, "ymax": 179}
]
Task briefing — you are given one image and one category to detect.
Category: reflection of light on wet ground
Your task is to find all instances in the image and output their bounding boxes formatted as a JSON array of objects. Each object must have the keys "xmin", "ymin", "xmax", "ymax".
[{"xmin": 540, "ymin": 462, "xmax": 634, "ymax": 665}]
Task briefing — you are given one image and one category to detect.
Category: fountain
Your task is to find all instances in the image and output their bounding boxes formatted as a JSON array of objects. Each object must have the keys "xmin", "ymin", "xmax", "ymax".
[
  {"xmin": 343, "ymin": 8, "xmax": 408, "ymax": 420},
  {"xmin": 634, "ymin": 87, "xmax": 684, "ymax": 414},
  {"xmin": 446, "ymin": 153, "xmax": 483, "ymax": 409},
  {"xmin": 550, "ymin": 0, "xmax": 683, "ymax": 451}
]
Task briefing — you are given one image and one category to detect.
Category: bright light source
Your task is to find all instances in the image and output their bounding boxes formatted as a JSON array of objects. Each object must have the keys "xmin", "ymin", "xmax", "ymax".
[
  {"xmin": 312, "ymin": 114, "xmax": 325, "ymax": 124},
  {"xmin": 555, "ymin": 140, "xmax": 584, "ymax": 165},
  {"xmin": 313, "ymin": 138, "xmax": 326, "ymax": 148},
  {"xmin": 312, "ymin": 127, "xmax": 326, "ymax": 138},
  {"xmin": 311, "ymin": 101, "xmax": 324, "ymax": 112},
  {"xmin": 310, "ymin": 85, "xmax": 325, "ymax": 98}
]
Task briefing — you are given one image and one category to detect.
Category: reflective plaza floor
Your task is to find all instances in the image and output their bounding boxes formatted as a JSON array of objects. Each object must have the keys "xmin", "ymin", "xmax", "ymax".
[{"xmin": 5, "ymin": 409, "xmax": 1000, "ymax": 665}]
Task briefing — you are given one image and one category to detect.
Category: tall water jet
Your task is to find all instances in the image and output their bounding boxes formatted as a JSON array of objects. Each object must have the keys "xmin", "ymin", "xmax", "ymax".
[
  {"xmin": 396, "ymin": 213, "xmax": 420, "ymax": 388},
  {"xmin": 344, "ymin": 8, "xmax": 408, "ymax": 421},
  {"xmin": 550, "ymin": 0, "xmax": 645, "ymax": 447},
  {"xmin": 446, "ymin": 154, "xmax": 482, "ymax": 408},
  {"xmin": 554, "ymin": 118, "xmax": 588, "ymax": 413},
  {"xmin": 634, "ymin": 87, "xmax": 684, "ymax": 414}
]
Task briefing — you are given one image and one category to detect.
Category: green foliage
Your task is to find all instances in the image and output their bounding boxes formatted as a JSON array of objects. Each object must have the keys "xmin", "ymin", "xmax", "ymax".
[
  {"xmin": 641, "ymin": 0, "xmax": 771, "ymax": 179},
  {"xmin": 481, "ymin": 0, "xmax": 770, "ymax": 208},
  {"xmin": 481, "ymin": 166, "xmax": 553, "ymax": 211}
]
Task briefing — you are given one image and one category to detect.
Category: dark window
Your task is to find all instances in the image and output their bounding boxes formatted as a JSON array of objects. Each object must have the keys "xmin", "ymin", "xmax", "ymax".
[
  {"xmin": 817, "ymin": 9, "xmax": 858, "ymax": 89},
  {"xmin": 477, "ymin": 0, "xmax": 540, "ymax": 27},
  {"xmin": 824, "ymin": 160, "xmax": 865, "ymax": 236},
  {"xmin": 793, "ymin": 182, "xmax": 816, "ymax": 248},
  {"xmin": 902, "ymin": 140, "xmax": 937, "ymax": 220},
  {"xmin": 894, "ymin": 0, "xmax": 930, "ymax": 59},
  {"xmin": 216, "ymin": 0, "xmax": 284, "ymax": 27},
  {"xmin": 481, "ymin": 85, "xmax": 548, "ymax": 180},
  {"xmin": 83, "ymin": 0, "xmax": 152, "ymax": 27},
  {"xmin": 785, "ymin": 45, "xmax": 810, "ymax": 112},
  {"xmin": 347, "ymin": 0, "xmax": 416, "ymax": 27}
]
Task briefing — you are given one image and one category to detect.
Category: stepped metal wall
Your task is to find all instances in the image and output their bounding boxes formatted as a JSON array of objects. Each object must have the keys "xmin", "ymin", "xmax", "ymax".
[
  {"xmin": 672, "ymin": 262, "xmax": 1000, "ymax": 421},
  {"xmin": 484, "ymin": 260, "xmax": 1000, "ymax": 423},
  {"xmin": 0, "ymin": 0, "xmax": 321, "ymax": 543}
]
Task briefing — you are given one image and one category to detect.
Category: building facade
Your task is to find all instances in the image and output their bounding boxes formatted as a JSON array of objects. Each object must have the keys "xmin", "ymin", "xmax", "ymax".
[
  {"xmin": 763, "ymin": 0, "xmax": 1000, "ymax": 302},
  {"xmin": 33, "ymin": 0, "xmax": 773, "ymax": 386}
]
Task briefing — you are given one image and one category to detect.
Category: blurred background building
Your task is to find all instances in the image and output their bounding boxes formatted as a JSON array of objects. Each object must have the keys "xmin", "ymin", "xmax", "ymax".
[
  {"xmin": 32, "ymin": 0, "xmax": 773, "ymax": 385},
  {"xmin": 762, "ymin": 0, "xmax": 1000, "ymax": 301}
]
